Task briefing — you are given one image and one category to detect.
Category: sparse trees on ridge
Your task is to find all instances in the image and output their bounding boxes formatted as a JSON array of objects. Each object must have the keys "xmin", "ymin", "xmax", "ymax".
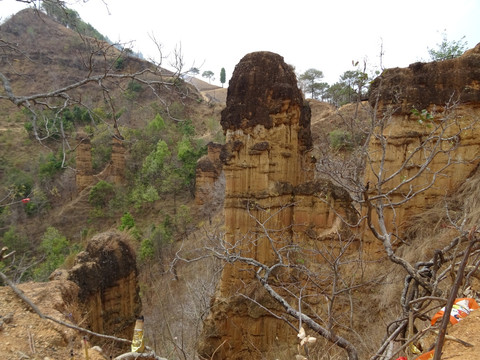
[
  {"xmin": 298, "ymin": 64, "xmax": 370, "ymax": 107},
  {"xmin": 202, "ymin": 70, "xmax": 214, "ymax": 83},
  {"xmin": 189, "ymin": 67, "xmax": 200, "ymax": 75},
  {"xmin": 298, "ymin": 68, "xmax": 328, "ymax": 99}
]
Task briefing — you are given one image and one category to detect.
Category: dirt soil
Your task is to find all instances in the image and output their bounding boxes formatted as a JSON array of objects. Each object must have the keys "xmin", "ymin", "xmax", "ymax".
[
  {"xmin": 428, "ymin": 309, "xmax": 480, "ymax": 360},
  {"xmin": 0, "ymin": 280, "xmax": 107, "ymax": 360}
]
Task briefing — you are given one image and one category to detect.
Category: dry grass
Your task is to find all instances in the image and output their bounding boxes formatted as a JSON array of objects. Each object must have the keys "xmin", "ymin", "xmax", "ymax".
[{"xmin": 402, "ymin": 165, "xmax": 480, "ymax": 262}]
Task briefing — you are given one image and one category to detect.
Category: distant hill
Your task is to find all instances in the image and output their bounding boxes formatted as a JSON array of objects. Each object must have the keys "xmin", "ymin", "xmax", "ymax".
[{"xmin": 184, "ymin": 75, "xmax": 227, "ymax": 103}]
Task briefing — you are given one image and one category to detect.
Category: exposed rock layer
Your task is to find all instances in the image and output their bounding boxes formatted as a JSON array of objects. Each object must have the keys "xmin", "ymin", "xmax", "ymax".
[
  {"xmin": 195, "ymin": 142, "xmax": 224, "ymax": 206},
  {"xmin": 0, "ymin": 231, "xmax": 141, "ymax": 358},
  {"xmin": 365, "ymin": 43, "xmax": 480, "ymax": 238},
  {"xmin": 110, "ymin": 136, "xmax": 126, "ymax": 185},
  {"xmin": 198, "ymin": 45, "xmax": 480, "ymax": 359},
  {"xmin": 68, "ymin": 231, "xmax": 141, "ymax": 347},
  {"xmin": 370, "ymin": 43, "xmax": 480, "ymax": 114},
  {"xmin": 75, "ymin": 132, "xmax": 94, "ymax": 192}
]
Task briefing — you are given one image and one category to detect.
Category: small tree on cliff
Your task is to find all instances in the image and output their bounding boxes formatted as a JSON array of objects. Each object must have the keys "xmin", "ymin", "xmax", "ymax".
[{"xmin": 428, "ymin": 30, "xmax": 468, "ymax": 61}]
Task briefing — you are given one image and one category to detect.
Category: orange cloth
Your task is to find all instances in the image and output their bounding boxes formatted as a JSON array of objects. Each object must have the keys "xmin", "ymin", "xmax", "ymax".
[
  {"xmin": 414, "ymin": 350, "xmax": 434, "ymax": 360},
  {"xmin": 430, "ymin": 297, "xmax": 479, "ymax": 325}
]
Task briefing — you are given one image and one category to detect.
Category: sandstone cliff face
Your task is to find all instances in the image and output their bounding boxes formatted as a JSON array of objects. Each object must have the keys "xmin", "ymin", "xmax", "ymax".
[
  {"xmin": 199, "ymin": 52, "xmax": 355, "ymax": 360},
  {"xmin": 365, "ymin": 43, "xmax": 480, "ymax": 238},
  {"xmin": 370, "ymin": 44, "xmax": 480, "ymax": 115},
  {"xmin": 68, "ymin": 231, "xmax": 141, "ymax": 349},
  {"xmin": 198, "ymin": 45, "xmax": 480, "ymax": 359}
]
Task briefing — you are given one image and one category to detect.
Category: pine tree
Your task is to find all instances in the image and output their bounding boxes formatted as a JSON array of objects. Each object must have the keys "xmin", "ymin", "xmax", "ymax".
[{"xmin": 220, "ymin": 68, "xmax": 226, "ymax": 88}]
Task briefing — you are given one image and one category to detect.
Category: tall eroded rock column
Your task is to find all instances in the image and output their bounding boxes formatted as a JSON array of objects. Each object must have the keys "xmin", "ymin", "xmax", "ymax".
[
  {"xmin": 75, "ymin": 132, "xmax": 94, "ymax": 192},
  {"xmin": 199, "ymin": 52, "xmax": 317, "ymax": 359},
  {"xmin": 111, "ymin": 136, "xmax": 126, "ymax": 185},
  {"xmin": 219, "ymin": 51, "xmax": 314, "ymax": 284}
]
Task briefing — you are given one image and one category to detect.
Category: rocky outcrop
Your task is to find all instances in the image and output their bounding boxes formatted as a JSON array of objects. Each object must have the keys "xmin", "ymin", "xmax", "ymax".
[
  {"xmin": 195, "ymin": 142, "xmax": 224, "ymax": 206},
  {"xmin": 68, "ymin": 231, "xmax": 141, "ymax": 348},
  {"xmin": 0, "ymin": 230, "xmax": 141, "ymax": 359},
  {"xmin": 75, "ymin": 133, "xmax": 126, "ymax": 191},
  {"xmin": 198, "ymin": 52, "xmax": 356, "ymax": 360},
  {"xmin": 365, "ymin": 43, "xmax": 480, "ymax": 238},
  {"xmin": 198, "ymin": 45, "xmax": 480, "ymax": 360},
  {"xmin": 370, "ymin": 43, "xmax": 480, "ymax": 115},
  {"xmin": 110, "ymin": 136, "xmax": 126, "ymax": 185},
  {"xmin": 75, "ymin": 132, "xmax": 94, "ymax": 192}
]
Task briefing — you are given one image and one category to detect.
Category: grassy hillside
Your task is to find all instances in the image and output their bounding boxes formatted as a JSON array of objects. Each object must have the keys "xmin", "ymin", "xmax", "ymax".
[{"xmin": 0, "ymin": 8, "xmax": 225, "ymax": 283}]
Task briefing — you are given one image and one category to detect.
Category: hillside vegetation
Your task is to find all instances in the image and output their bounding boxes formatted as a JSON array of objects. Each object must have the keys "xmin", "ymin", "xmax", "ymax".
[{"xmin": 0, "ymin": 8, "xmax": 224, "ymax": 282}]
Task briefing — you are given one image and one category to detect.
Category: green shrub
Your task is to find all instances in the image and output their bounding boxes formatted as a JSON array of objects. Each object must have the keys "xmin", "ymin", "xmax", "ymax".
[
  {"xmin": 88, "ymin": 207, "xmax": 105, "ymax": 220},
  {"xmin": 33, "ymin": 227, "xmax": 70, "ymax": 281},
  {"xmin": 119, "ymin": 212, "xmax": 141, "ymax": 240},
  {"xmin": 89, "ymin": 180, "xmax": 115, "ymax": 208},
  {"xmin": 6, "ymin": 168, "xmax": 33, "ymax": 199},
  {"xmin": 127, "ymin": 80, "xmax": 143, "ymax": 93},
  {"xmin": 147, "ymin": 114, "xmax": 166, "ymax": 132},
  {"xmin": 139, "ymin": 238, "xmax": 154, "ymax": 261},
  {"xmin": 119, "ymin": 212, "xmax": 135, "ymax": 231},
  {"xmin": 62, "ymin": 106, "xmax": 92, "ymax": 124},
  {"xmin": 24, "ymin": 121, "xmax": 33, "ymax": 132},
  {"xmin": 24, "ymin": 188, "xmax": 50, "ymax": 216},
  {"xmin": 178, "ymin": 118, "xmax": 195, "ymax": 136},
  {"xmin": 147, "ymin": 217, "xmax": 174, "ymax": 258},
  {"xmin": 329, "ymin": 130, "xmax": 353, "ymax": 151},
  {"xmin": 1, "ymin": 226, "xmax": 30, "ymax": 253},
  {"xmin": 130, "ymin": 184, "xmax": 159, "ymax": 209},
  {"xmin": 114, "ymin": 57, "xmax": 125, "ymax": 70},
  {"xmin": 39, "ymin": 153, "xmax": 63, "ymax": 181},
  {"xmin": 174, "ymin": 204, "xmax": 192, "ymax": 233}
]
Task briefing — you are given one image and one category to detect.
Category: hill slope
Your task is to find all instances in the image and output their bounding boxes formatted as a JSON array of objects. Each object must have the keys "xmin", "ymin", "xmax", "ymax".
[{"xmin": 0, "ymin": 8, "xmax": 224, "ymax": 246}]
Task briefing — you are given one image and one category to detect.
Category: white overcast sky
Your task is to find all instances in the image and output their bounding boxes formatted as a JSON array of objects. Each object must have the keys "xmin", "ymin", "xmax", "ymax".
[{"xmin": 2, "ymin": 0, "xmax": 480, "ymax": 86}]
